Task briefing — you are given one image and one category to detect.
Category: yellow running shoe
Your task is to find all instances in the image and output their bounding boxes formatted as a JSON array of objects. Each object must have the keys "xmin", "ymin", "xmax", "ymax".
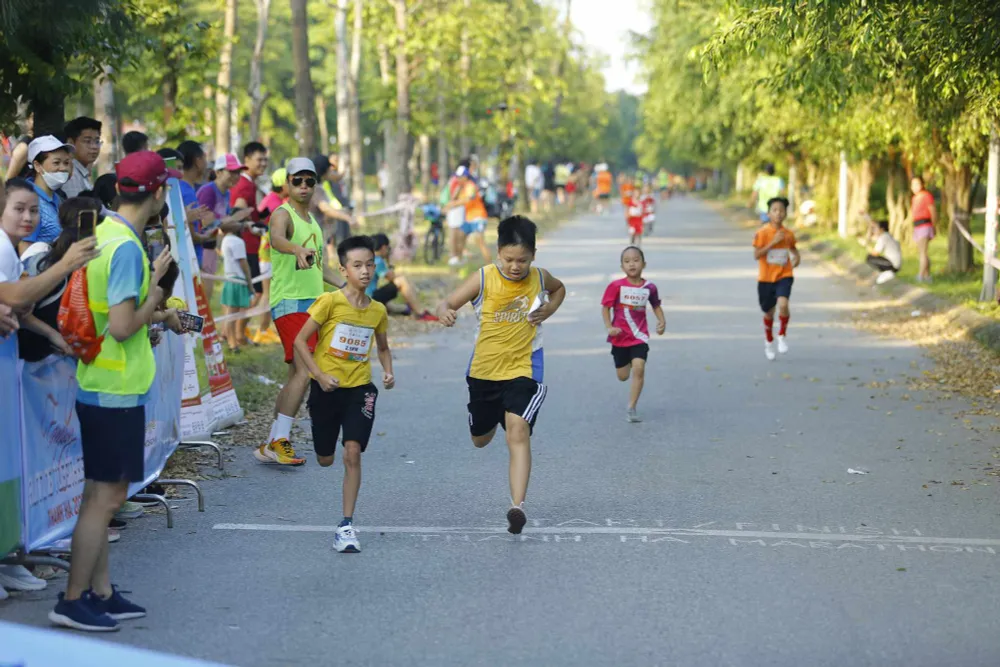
[
  {"xmin": 253, "ymin": 329, "xmax": 281, "ymax": 345},
  {"xmin": 253, "ymin": 438, "xmax": 305, "ymax": 466}
]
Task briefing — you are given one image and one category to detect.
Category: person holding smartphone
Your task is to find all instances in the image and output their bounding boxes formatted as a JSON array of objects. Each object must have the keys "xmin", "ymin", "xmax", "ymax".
[{"xmin": 196, "ymin": 154, "xmax": 254, "ymax": 300}]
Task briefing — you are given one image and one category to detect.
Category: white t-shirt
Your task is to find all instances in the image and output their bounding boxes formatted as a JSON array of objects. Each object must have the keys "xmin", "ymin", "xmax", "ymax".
[
  {"xmin": 525, "ymin": 165, "xmax": 542, "ymax": 190},
  {"xmin": 221, "ymin": 233, "xmax": 248, "ymax": 281},
  {"xmin": 874, "ymin": 231, "xmax": 902, "ymax": 269},
  {"xmin": 0, "ymin": 230, "xmax": 23, "ymax": 282}
]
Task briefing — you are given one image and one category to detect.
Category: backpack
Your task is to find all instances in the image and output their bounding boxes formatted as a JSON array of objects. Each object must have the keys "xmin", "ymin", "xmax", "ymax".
[{"xmin": 58, "ymin": 266, "xmax": 104, "ymax": 364}]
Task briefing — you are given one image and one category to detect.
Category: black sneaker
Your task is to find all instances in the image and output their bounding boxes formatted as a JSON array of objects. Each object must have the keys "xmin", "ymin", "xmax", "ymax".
[
  {"xmin": 507, "ymin": 506, "xmax": 527, "ymax": 535},
  {"xmin": 48, "ymin": 592, "xmax": 119, "ymax": 632},
  {"xmin": 108, "ymin": 518, "xmax": 126, "ymax": 529},
  {"xmin": 91, "ymin": 586, "xmax": 147, "ymax": 620}
]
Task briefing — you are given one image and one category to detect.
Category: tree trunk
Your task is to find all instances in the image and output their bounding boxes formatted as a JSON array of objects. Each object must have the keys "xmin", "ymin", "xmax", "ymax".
[
  {"xmin": 392, "ymin": 0, "xmax": 412, "ymax": 197},
  {"xmin": 377, "ymin": 37, "xmax": 397, "ymax": 205},
  {"xmin": 458, "ymin": 0, "xmax": 471, "ymax": 158},
  {"xmin": 335, "ymin": 0, "xmax": 351, "ymax": 173},
  {"xmin": 291, "ymin": 0, "xmax": 319, "ymax": 156},
  {"xmin": 436, "ymin": 78, "xmax": 448, "ymax": 180},
  {"xmin": 847, "ymin": 159, "xmax": 873, "ymax": 235},
  {"xmin": 93, "ymin": 66, "xmax": 119, "ymax": 174},
  {"xmin": 943, "ymin": 161, "xmax": 975, "ymax": 273},
  {"xmin": 418, "ymin": 134, "xmax": 431, "ymax": 196},
  {"xmin": 203, "ymin": 85, "xmax": 214, "ymax": 154},
  {"xmin": 787, "ymin": 160, "xmax": 797, "ymax": 214},
  {"xmin": 317, "ymin": 95, "xmax": 330, "ymax": 153},
  {"xmin": 886, "ymin": 161, "xmax": 911, "ymax": 244},
  {"xmin": 550, "ymin": 0, "xmax": 572, "ymax": 130},
  {"xmin": 249, "ymin": 0, "xmax": 271, "ymax": 141},
  {"xmin": 348, "ymin": 0, "xmax": 365, "ymax": 211},
  {"xmin": 162, "ymin": 72, "xmax": 178, "ymax": 128},
  {"xmin": 215, "ymin": 0, "xmax": 237, "ymax": 156}
]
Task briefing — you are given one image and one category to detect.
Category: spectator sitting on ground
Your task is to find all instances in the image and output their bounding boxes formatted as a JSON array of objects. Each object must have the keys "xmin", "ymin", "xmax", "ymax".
[
  {"xmin": 863, "ymin": 216, "xmax": 902, "ymax": 285},
  {"xmin": 122, "ymin": 131, "xmax": 149, "ymax": 155},
  {"xmin": 368, "ymin": 232, "xmax": 438, "ymax": 321}
]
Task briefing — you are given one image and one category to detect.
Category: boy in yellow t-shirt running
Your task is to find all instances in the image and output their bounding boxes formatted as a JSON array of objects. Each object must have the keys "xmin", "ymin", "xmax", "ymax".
[{"xmin": 293, "ymin": 235, "xmax": 395, "ymax": 553}]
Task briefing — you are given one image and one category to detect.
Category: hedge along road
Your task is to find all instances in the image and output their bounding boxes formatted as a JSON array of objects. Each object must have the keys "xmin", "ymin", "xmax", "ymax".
[{"xmin": 3, "ymin": 198, "xmax": 1000, "ymax": 666}]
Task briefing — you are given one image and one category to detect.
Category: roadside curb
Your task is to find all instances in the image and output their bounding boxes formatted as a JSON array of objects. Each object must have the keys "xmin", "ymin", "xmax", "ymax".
[{"xmin": 703, "ymin": 199, "xmax": 1000, "ymax": 357}]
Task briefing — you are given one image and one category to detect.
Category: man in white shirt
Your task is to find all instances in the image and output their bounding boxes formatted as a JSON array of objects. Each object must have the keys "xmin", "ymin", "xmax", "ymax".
[
  {"xmin": 524, "ymin": 160, "xmax": 542, "ymax": 214},
  {"xmin": 62, "ymin": 117, "xmax": 103, "ymax": 198},
  {"xmin": 865, "ymin": 218, "xmax": 902, "ymax": 285}
]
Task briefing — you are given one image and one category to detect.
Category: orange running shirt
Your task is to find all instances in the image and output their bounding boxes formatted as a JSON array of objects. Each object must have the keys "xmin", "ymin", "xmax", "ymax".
[
  {"xmin": 596, "ymin": 171, "xmax": 612, "ymax": 195},
  {"xmin": 911, "ymin": 189, "xmax": 935, "ymax": 225},
  {"xmin": 753, "ymin": 225, "xmax": 797, "ymax": 283}
]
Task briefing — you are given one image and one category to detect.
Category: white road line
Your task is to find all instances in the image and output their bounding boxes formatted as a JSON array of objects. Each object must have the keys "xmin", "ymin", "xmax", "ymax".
[{"xmin": 211, "ymin": 524, "xmax": 1000, "ymax": 547}]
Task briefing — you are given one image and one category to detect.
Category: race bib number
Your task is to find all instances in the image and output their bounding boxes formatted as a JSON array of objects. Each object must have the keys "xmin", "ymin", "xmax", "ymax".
[
  {"xmin": 628, "ymin": 206, "xmax": 643, "ymax": 217},
  {"xmin": 327, "ymin": 323, "xmax": 374, "ymax": 362},
  {"xmin": 619, "ymin": 286, "xmax": 649, "ymax": 310},
  {"xmin": 766, "ymin": 249, "xmax": 790, "ymax": 266}
]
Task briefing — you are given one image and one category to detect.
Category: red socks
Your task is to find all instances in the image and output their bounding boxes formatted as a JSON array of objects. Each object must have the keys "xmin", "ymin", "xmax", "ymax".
[
  {"xmin": 779, "ymin": 315, "xmax": 790, "ymax": 336},
  {"xmin": 763, "ymin": 317, "xmax": 774, "ymax": 343}
]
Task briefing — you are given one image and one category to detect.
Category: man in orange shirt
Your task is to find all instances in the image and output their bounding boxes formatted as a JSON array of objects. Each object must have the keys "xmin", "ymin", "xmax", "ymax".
[
  {"xmin": 594, "ymin": 165, "xmax": 613, "ymax": 215},
  {"xmin": 752, "ymin": 197, "xmax": 800, "ymax": 361}
]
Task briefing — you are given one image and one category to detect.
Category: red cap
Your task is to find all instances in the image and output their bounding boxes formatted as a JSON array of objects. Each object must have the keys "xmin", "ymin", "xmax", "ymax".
[{"xmin": 115, "ymin": 151, "xmax": 181, "ymax": 193}]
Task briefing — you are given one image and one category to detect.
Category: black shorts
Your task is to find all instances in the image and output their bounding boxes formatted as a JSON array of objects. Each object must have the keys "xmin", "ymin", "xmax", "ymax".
[
  {"xmin": 467, "ymin": 376, "xmax": 546, "ymax": 436},
  {"xmin": 371, "ymin": 282, "xmax": 399, "ymax": 305},
  {"xmin": 76, "ymin": 402, "xmax": 145, "ymax": 483},
  {"xmin": 307, "ymin": 381, "xmax": 378, "ymax": 455},
  {"xmin": 611, "ymin": 343, "xmax": 648, "ymax": 369},
  {"xmin": 758, "ymin": 277, "xmax": 794, "ymax": 313},
  {"xmin": 598, "ymin": 193, "xmax": 611, "ymax": 200},
  {"xmin": 246, "ymin": 254, "xmax": 263, "ymax": 294}
]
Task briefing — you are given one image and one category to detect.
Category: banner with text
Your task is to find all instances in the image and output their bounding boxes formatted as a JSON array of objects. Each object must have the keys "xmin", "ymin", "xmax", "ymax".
[{"xmin": 0, "ymin": 337, "xmax": 22, "ymax": 556}]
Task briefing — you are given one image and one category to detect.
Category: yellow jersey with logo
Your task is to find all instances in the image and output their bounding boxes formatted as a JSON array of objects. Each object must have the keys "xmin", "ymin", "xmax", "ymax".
[
  {"xmin": 468, "ymin": 264, "xmax": 545, "ymax": 382},
  {"xmin": 307, "ymin": 290, "xmax": 389, "ymax": 388}
]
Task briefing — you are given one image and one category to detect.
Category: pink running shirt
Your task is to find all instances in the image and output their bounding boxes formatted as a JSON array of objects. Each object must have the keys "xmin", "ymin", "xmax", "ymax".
[{"xmin": 602, "ymin": 277, "xmax": 661, "ymax": 347}]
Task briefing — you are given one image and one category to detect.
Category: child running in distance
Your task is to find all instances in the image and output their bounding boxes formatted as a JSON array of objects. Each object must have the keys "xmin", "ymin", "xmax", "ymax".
[
  {"xmin": 625, "ymin": 187, "xmax": 644, "ymax": 246},
  {"xmin": 220, "ymin": 225, "xmax": 254, "ymax": 352},
  {"xmin": 437, "ymin": 215, "xmax": 566, "ymax": 534},
  {"xmin": 293, "ymin": 235, "xmax": 394, "ymax": 554},
  {"xmin": 752, "ymin": 197, "xmax": 799, "ymax": 361},
  {"xmin": 641, "ymin": 182, "xmax": 656, "ymax": 235},
  {"xmin": 602, "ymin": 246, "xmax": 665, "ymax": 423}
]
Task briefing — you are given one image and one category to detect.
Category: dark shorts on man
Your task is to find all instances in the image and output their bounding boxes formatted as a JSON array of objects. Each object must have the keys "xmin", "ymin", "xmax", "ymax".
[
  {"xmin": 371, "ymin": 282, "xmax": 399, "ymax": 305},
  {"xmin": 308, "ymin": 381, "xmax": 378, "ymax": 455},
  {"xmin": 611, "ymin": 343, "xmax": 649, "ymax": 369},
  {"xmin": 757, "ymin": 277, "xmax": 794, "ymax": 313},
  {"xmin": 467, "ymin": 376, "xmax": 546, "ymax": 436},
  {"xmin": 77, "ymin": 402, "xmax": 146, "ymax": 483},
  {"xmin": 866, "ymin": 255, "xmax": 898, "ymax": 273},
  {"xmin": 246, "ymin": 254, "xmax": 263, "ymax": 294}
]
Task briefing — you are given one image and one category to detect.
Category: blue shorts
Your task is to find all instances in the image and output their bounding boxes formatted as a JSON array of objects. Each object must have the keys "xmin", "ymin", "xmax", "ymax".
[
  {"xmin": 462, "ymin": 218, "xmax": 487, "ymax": 235},
  {"xmin": 758, "ymin": 277, "xmax": 794, "ymax": 312}
]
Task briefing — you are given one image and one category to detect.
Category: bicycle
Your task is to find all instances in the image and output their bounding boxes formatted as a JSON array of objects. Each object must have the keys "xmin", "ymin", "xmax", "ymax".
[{"xmin": 421, "ymin": 203, "xmax": 445, "ymax": 264}]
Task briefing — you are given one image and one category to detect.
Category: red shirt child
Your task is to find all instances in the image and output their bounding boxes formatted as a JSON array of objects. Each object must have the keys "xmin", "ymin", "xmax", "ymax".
[{"xmin": 626, "ymin": 195, "xmax": 644, "ymax": 236}]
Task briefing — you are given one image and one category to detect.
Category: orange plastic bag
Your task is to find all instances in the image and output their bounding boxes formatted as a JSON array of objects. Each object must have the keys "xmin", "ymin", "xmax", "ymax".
[{"xmin": 57, "ymin": 267, "xmax": 104, "ymax": 364}]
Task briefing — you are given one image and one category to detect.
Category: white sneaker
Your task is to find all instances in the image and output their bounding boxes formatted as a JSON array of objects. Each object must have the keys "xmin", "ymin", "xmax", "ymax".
[
  {"xmin": 334, "ymin": 524, "xmax": 361, "ymax": 553},
  {"xmin": 765, "ymin": 341, "xmax": 776, "ymax": 361},
  {"xmin": 447, "ymin": 256, "xmax": 461, "ymax": 267},
  {"xmin": 875, "ymin": 270, "xmax": 896, "ymax": 285},
  {"xmin": 0, "ymin": 584, "xmax": 8, "ymax": 600},
  {"xmin": 0, "ymin": 564, "xmax": 47, "ymax": 591},
  {"xmin": 777, "ymin": 335, "xmax": 789, "ymax": 355},
  {"xmin": 626, "ymin": 408, "xmax": 641, "ymax": 423}
]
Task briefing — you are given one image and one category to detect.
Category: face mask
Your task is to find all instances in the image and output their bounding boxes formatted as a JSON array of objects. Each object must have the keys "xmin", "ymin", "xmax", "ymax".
[{"xmin": 40, "ymin": 169, "xmax": 69, "ymax": 189}]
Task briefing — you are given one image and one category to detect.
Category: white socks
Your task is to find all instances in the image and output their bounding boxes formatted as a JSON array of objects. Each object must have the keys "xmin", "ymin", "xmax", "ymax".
[{"xmin": 272, "ymin": 413, "xmax": 294, "ymax": 442}]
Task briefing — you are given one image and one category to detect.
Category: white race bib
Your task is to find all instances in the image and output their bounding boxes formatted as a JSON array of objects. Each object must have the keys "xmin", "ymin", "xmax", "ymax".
[
  {"xmin": 327, "ymin": 323, "xmax": 374, "ymax": 362},
  {"xmin": 766, "ymin": 249, "xmax": 789, "ymax": 266},
  {"xmin": 619, "ymin": 286, "xmax": 649, "ymax": 310}
]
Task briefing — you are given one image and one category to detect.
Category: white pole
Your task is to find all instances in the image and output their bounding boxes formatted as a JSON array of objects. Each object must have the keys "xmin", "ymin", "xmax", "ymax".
[
  {"xmin": 837, "ymin": 151, "xmax": 849, "ymax": 238},
  {"xmin": 981, "ymin": 129, "xmax": 999, "ymax": 302}
]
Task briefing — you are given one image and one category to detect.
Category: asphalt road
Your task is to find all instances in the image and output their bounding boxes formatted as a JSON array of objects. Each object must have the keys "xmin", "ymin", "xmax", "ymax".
[{"xmin": 4, "ymin": 198, "xmax": 1000, "ymax": 666}]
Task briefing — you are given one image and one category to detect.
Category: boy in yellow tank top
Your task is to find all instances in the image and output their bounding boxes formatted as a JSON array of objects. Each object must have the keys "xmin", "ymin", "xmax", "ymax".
[
  {"xmin": 293, "ymin": 235, "xmax": 394, "ymax": 553},
  {"xmin": 438, "ymin": 216, "xmax": 566, "ymax": 534}
]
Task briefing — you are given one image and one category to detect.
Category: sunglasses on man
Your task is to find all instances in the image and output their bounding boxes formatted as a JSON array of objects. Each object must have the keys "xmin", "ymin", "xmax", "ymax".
[{"xmin": 291, "ymin": 176, "xmax": 316, "ymax": 188}]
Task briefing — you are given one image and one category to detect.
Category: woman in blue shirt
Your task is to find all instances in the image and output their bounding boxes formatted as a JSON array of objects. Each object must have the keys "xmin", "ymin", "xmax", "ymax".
[{"xmin": 19, "ymin": 135, "xmax": 74, "ymax": 252}]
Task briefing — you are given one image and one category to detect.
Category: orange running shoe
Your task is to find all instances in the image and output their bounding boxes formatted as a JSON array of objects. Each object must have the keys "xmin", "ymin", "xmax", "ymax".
[{"xmin": 253, "ymin": 438, "xmax": 305, "ymax": 466}]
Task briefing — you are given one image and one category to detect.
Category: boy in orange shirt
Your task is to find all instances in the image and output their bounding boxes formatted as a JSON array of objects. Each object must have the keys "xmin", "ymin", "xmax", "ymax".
[{"xmin": 752, "ymin": 197, "xmax": 799, "ymax": 361}]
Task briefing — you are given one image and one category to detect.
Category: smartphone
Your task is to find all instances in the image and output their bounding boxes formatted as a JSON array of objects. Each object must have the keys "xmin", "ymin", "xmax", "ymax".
[
  {"xmin": 176, "ymin": 311, "xmax": 205, "ymax": 333},
  {"xmin": 295, "ymin": 252, "xmax": 316, "ymax": 271},
  {"xmin": 78, "ymin": 210, "xmax": 97, "ymax": 239}
]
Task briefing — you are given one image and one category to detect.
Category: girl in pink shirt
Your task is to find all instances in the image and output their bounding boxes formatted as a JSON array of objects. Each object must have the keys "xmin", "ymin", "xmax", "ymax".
[{"xmin": 601, "ymin": 246, "xmax": 666, "ymax": 422}]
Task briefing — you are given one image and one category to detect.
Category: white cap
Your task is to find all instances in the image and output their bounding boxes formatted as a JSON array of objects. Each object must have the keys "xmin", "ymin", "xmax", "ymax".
[
  {"xmin": 286, "ymin": 157, "xmax": 317, "ymax": 176},
  {"xmin": 28, "ymin": 135, "xmax": 74, "ymax": 164}
]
